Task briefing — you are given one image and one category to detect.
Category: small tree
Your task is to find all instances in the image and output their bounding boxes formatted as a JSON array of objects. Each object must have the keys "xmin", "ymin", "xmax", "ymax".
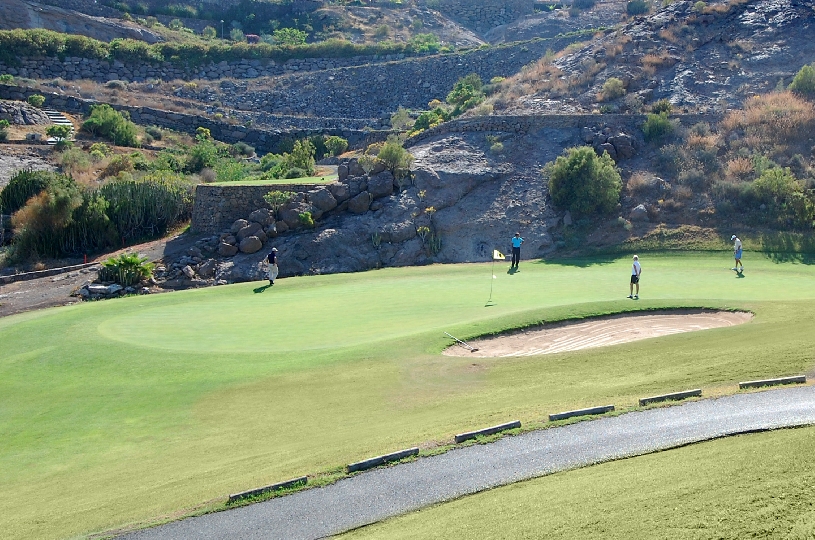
[
  {"xmin": 642, "ymin": 112, "xmax": 675, "ymax": 144},
  {"xmin": 0, "ymin": 119, "xmax": 9, "ymax": 141},
  {"xmin": 46, "ymin": 124, "xmax": 71, "ymax": 142},
  {"xmin": 283, "ymin": 139, "xmax": 316, "ymax": 175},
  {"xmin": 324, "ymin": 136, "xmax": 348, "ymax": 156},
  {"xmin": 390, "ymin": 106, "xmax": 414, "ymax": 131},
  {"xmin": 446, "ymin": 73, "xmax": 485, "ymax": 116},
  {"xmin": 273, "ymin": 28, "xmax": 307, "ymax": 45},
  {"xmin": 601, "ymin": 77, "xmax": 626, "ymax": 101},
  {"xmin": 377, "ymin": 136, "xmax": 414, "ymax": 177},
  {"xmin": 27, "ymin": 94, "xmax": 45, "ymax": 108},
  {"xmin": 358, "ymin": 154, "xmax": 378, "ymax": 175},
  {"xmin": 651, "ymin": 99, "xmax": 673, "ymax": 115},
  {"xmin": 545, "ymin": 146, "xmax": 622, "ymax": 216},
  {"xmin": 263, "ymin": 190, "xmax": 295, "ymax": 219},
  {"xmin": 202, "ymin": 26, "xmax": 217, "ymax": 39},
  {"xmin": 789, "ymin": 63, "xmax": 815, "ymax": 99}
]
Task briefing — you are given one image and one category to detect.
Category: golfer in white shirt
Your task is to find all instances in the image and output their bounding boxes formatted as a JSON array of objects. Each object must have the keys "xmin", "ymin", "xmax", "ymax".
[{"xmin": 628, "ymin": 255, "xmax": 641, "ymax": 299}]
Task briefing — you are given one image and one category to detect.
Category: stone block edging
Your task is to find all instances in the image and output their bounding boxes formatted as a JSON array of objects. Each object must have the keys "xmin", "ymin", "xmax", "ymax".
[
  {"xmin": 549, "ymin": 405, "xmax": 615, "ymax": 422},
  {"xmin": 227, "ymin": 476, "xmax": 307, "ymax": 504},
  {"xmin": 347, "ymin": 447, "xmax": 420, "ymax": 473},
  {"xmin": 639, "ymin": 389, "xmax": 702, "ymax": 406},
  {"xmin": 454, "ymin": 420, "xmax": 522, "ymax": 444},
  {"xmin": 0, "ymin": 262, "xmax": 98, "ymax": 285},
  {"xmin": 739, "ymin": 376, "xmax": 806, "ymax": 389}
]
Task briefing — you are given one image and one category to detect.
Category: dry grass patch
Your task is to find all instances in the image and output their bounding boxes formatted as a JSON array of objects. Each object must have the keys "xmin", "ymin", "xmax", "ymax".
[
  {"xmin": 725, "ymin": 157, "xmax": 754, "ymax": 181},
  {"xmin": 723, "ymin": 92, "xmax": 815, "ymax": 144}
]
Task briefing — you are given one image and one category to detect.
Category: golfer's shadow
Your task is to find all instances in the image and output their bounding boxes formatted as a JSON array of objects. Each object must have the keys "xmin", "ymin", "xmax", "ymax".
[
  {"xmin": 253, "ymin": 284, "xmax": 272, "ymax": 293},
  {"xmin": 507, "ymin": 266, "xmax": 518, "ymax": 275},
  {"xmin": 736, "ymin": 272, "xmax": 746, "ymax": 279}
]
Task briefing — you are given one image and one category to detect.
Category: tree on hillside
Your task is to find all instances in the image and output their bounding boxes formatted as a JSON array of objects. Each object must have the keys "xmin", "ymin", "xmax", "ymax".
[
  {"xmin": 789, "ymin": 63, "xmax": 815, "ymax": 99},
  {"xmin": 545, "ymin": 146, "xmax": 621, "ymax": 216},
  {"xmin": 446, "ymin": 73, "xmax": 485, "ymax": 116},
  {"xmin": 273, "ymin": 28, "xmax": 307, "ymax": 46}
]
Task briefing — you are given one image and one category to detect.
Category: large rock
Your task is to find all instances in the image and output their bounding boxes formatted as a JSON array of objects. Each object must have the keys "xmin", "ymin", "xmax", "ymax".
[
  {"xmin": 198, "ymin": 259, "xmax": 216, "ymax": 278},
  {"xmin": 237, "ymin": 222, "xmax": 263, "ymax": 241},
  {"xmin": 368, "ymin": 171, "xmax": 395, "ymax": 199},
  {"xmin": 182, "ymin": 265, "xmax": 196, "ymax": 279},
  {"xmin": 597, "ymin": 142, "xmax": 618, "ymax": 161},
  {"xmin": 347, "ymin": 158, "xmax": 364, "ymax": 177},
  {"xmin": 309, "ymin": 188, "xmax": 338, "ymax": 212},
  {"xmin": 248, "ymin": 208, "xmax": 275, "ymax": 226},
  {"xmin": 347, "ymin": 177, "xmax": 368, "ymax": 198},
  {"xmin": 348, "ymin": 191, "xmax": 371, "ymax": 214},
  {"xmin": 337, "ymin": 164, "xmax": 349, "ymax": 182},
  {"xmin": 629, "ymin": 204, "xmax": 649, "ymax": 222},
  {"xmin": 239, "ymin": 236, "xmax": 263, "ymax": 254},
  {"xmin": 230, "ymin": 219, "xmax": 249, "ymax": 234},
  {"xmin": 327, "ymin": 182, "xmax": 350, "ymax": 203},
  {"xmin": 382, "ymin": 221, "xmax": 416, "ymax": 243},
  {"xmin": 275, "ymin": 220, "xmax": 289, "ymax": 234},
  {"xmin": 218, "ymin": 242, "xmax": 238, "ymax": 257},
  {"xmin": 608, "ymin": 134, "xmax": 636, "ymax": 160},
  {"xmin": 279, "ymin": 207, "xmax": 304, "ymax": 229}
]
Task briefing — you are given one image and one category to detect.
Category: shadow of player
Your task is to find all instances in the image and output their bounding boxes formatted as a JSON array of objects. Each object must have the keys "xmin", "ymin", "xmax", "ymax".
[
  {"xmin": 507, "ymin": 266, "xmax": 518, "ymax": 275},
  {"xmin": 253, "ymin": 284, "xmax": 272, "ymax": 293}
]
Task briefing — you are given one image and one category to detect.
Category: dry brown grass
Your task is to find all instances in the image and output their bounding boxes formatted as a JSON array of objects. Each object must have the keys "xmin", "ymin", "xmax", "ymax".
[
  {"xmin": 569, "ymin": 59, "xmax": 605, "ymax": 90},
  {"xmin": 673, "ymin": 185, "xmax": 694, "ymax": 201},
  {"xmin": 626, "ymin": 172, "xmax": 655, "ymax": 194},
  {"xmin": 722, "ymin": 91, "xmax": 815, "ymax": 144},
  {"xmin": 725, "ymin": 157, "xmax": 754, "ymax": 181},
  {"xmin": 659, "ymin": 28, "xmax": 679, "ymax": 43},
  {"xmin": 686, "ymin": 133, "xmax": 720, "ymax": 151},
  {"xmin": 641, "ymin": 53, "xmax": 676, "ymax": 69}
]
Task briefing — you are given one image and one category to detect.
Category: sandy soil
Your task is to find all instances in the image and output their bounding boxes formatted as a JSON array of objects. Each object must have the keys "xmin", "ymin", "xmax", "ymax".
[{"xmin": 444, "ymin": 311, "xmax": 753, "ymax": 357}]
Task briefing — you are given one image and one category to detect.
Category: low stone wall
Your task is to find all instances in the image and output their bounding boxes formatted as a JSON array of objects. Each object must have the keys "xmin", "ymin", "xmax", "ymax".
[
  {"xmin": 438, "ymin": 0, "xmax": 534, "ymax": 33},
  {"xmin": 0, "ymin": 84, "xmax": 389, "ymax": 153},
  {"xmin": 191, "ymin": 183, "xmax": 316, "ymax": 234}
]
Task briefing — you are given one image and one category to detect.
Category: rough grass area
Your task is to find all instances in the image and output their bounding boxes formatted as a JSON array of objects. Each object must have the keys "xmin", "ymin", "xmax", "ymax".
[
  {"xmin": 2, "ymin": 252, "xmax": 815, "ymax": 538},
  {"xmin": 340, "ymin": 426, "xmax": 815, "ymax": 539}
]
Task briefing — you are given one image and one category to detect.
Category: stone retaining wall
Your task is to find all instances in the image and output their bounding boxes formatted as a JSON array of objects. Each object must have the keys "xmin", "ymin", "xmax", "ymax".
[
  {"xmin": 438, "ymin": 0, "xmax": 534, "ymax": 33},
  {"xmin": 191, "ymin": 183, "xmax": 316, "ymax": 234},
  {"xmin": 0, "ymin": 84, "xmax": 389, "ymax": 153}
]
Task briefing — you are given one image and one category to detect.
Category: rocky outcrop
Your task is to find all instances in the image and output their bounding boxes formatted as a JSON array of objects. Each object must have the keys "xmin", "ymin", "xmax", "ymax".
[{"xmin": 0, "ymin": 100, "xmax": 51, "ymax": 125}]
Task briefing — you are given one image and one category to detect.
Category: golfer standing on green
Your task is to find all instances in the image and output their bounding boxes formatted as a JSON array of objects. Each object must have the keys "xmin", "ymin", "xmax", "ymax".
[
  {"xmin": 731, "ymin": 235, "xmax": 743, "ymax": 273},
  {"xmin": 628, "ymin": 255, "xmax": 641, "ymax": 299},
  {"xmin": 267, "ymin": 247, "xmax": 278, "ymax": 285},
  {"xmin": 510, "ymin": 232, "xmax": 524, "ymax": 269}
]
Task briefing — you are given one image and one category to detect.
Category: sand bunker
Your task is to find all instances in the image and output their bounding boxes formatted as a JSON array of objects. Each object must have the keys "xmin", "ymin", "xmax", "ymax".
[{"xmin": 444, "ymin": 310, "xmax": 753, "ymax": 357}]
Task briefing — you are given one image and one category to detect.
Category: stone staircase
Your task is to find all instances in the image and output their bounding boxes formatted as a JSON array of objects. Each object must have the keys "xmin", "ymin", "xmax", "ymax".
[{"xmin": 44, "ymin": 109, "xmax": 75, "ymax": 145}]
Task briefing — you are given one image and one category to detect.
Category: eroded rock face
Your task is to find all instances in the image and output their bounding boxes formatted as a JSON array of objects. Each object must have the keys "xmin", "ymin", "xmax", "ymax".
[{"xmin": 0, "ymin": 100, "xmax": 51, "ymax": 125}]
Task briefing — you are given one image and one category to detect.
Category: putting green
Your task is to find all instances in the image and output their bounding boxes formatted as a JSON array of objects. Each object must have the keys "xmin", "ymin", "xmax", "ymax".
[
  {"xmin": 2, "ymin": 252, "xmax": 815, "ymax": 539},
  {"xmin": 340, "ymin": 426, "xmax": 815, "ymax": 539}
]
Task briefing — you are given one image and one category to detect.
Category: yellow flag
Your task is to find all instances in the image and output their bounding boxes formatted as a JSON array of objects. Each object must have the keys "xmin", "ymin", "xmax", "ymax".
[{"xmin": 493, "ymin": 250, "xmax": 505, "ymax": 260}]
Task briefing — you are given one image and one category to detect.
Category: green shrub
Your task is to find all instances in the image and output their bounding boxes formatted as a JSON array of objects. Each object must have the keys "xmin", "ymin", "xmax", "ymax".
[
  {"xmin": 282, "ymin": 139, "xmax": 316, "ymax": 175},
  {"xmin": 230, "ymin": 28, "xmax": 246, "ymax": 42},
  {"xmin": 273, "ymin": 28, "xmax": 307, "ymax": 45},
  {"xmin": 0, "ymin": 74, "xmax": 13, "ymax": 83},
  {"xmin": 82, "ymin": 104, "xmax": 139, "ymax": 147},
  {"xmin": 89, "ymin": 142, "xmax": 112, "ymax": 156},
  {"xmin": 627, "ymin": 0, "xmax": 650, "ymax": 14},
  {"xmin": 99, "ymin": 252, "xmax": 154, "ymax": 286},
  {"xmin": 285, "ymin": 167, "xmax": 307, "ymax": 179},
  {"xmin": 408, "ymin": 33, "xmax": 440, "ymax": 54},
  {"xmin": 642, "ymin": 112, "xmax": 675, "ymax": 144},
  {"xmin": 101, "ymin": 155, "xmax": 134, "ymax": 178},
  {"xmin": 324, "ymin": 135, "xmax": 349, "ymax": 156},
  {"xmin": 185, "ymin": 140, "xmax": 220, "ymax": 173},
  {"xmin": 545, "ymin": 146, "xmax": 622, "ymax": 216},
  {"xmin": 144, "ymin": 125, "xmax": 163, "ymax": 140},
  {"xmin": 202, "ymin": 26, "xmax": 217, "ymax": 40},
  {"xmin": 413, "ymin": 108, "xmax": 448, "ymax": 131},
  {"xmin": 789, "ymin": 63, "xmax": 815, "ymax": 99},
  {"xmin": 215, "ymin": 159, "xmax": 248, "ymax": 182},
  {"xmin": 0, "ymin": 119, "xmax": 8, "ymax": 141},
  {"xmin": 46, "ymin": 124, "xmax": 71, "ymax": 142},
  {"xmin": 10, "ymin": 174, "xmax": 82, "ymax": 259},
  {"xmin": 298, "ymin": 211, "xmax": 315, "ymax": 228},
  {"xmin": 1, "ymin": 170, "xmax": 65, "ymax": 214},
  {"xmin": 60, "ymin": 147, "xmax": 90, "ymax": 173},
  {"xmin": 601, "ymin": 77, "xmax": 626, "ymax": 101},
  {"xmin": 652, "ymin": 99, "xmax": 672, "ymax": 115},
  {"xmin": 376, "ymin": 136, "xmax": 413, "ymax": 177},
  {"xmin": 744, "ymin": 168, "xmax": 815, "ymax": 228},
  {"xmin": 26, "ymin": 94, "xmax": 45, "ymax": 108},
  {"xmin": 263, "ymin": 190, "xmax": 295, "ymax": 219},
  {"xmin": 446, "ymin": 73, "xmax": 485, "ymax": 116}
]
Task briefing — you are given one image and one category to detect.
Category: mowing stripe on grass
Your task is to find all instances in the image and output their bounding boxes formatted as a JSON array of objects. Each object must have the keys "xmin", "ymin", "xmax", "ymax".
[
  {"xmin": 549, "ymin": 405, "xmax": 615, "ymax": 421},
  {"xmin": 347, "ymin": 448, "xmax": 420, "ymax": 473},
  {"xmin": 639, "ymin": 389, "xmax": 702, "ymax": 406},
  {"xmin": 454, "ymin": 421, "xmax": 521, "ymax": 444},
  {"xmin": 227, "ymin": 477, "xmax": 307, "ymax": 504},
  {"xmin": 739, "ymin": 376, "xmax": 807, "ymax": 389}
]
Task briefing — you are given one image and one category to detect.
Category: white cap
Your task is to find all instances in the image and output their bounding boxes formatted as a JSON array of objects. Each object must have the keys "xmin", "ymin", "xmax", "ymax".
[
  {"xmin": 633, "ymin": 255, "xmax": 638, "ymax": 260},
  {"xmin": 731, "ymin": 235, "xmax": 736, "ymax": 240}
]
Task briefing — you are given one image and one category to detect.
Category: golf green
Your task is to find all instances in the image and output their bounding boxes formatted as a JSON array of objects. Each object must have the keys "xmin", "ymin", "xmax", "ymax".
[{"xmin": 2, "ymin": 252, "xmax": 814, "ymax": 539}]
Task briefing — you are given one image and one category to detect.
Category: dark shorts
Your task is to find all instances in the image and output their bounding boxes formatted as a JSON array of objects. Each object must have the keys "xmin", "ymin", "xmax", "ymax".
[{"xmin": 631, "ymin": 275, "xmax": 639, "ymax": 284}]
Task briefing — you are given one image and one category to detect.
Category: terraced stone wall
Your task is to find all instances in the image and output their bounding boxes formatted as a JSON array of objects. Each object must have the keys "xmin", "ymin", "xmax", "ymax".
[{"xmin": 438, "ymin": 0, "xmax": 534, "ymax": 32}]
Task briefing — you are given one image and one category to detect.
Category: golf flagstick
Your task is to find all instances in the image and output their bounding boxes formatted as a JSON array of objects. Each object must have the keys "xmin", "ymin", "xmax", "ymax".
[{"xmin": 488, "ymin": 249, "xmax": 505, "ymax": 304}]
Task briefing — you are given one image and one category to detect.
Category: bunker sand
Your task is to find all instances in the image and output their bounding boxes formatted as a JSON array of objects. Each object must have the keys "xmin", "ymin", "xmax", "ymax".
[{"xmin": 444, "ymin": 311, "xmax": 753, "ymax": 357}]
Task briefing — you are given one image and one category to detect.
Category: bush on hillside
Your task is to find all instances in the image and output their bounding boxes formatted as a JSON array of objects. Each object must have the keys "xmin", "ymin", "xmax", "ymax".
[
  {"xmin": 652, "ymin": 99, "xmax": 673, "ymax": 115},
  {"xmin": 324, "ymin": 136, "xmax": 349, "ymax": 156},
  {"xmin": 789, "ymin": 63, "xmax": 815, "ymax": 99},
  {"xmin": 283, "ymin": 139, "xmax": 316, "ymax": 175},
  {"xmin": 627, "ymin": 0, "xmax": 650, "ymax": 15},
  {"xmin": 601, "ymin": 77, "xmax": 626, "ymax": 101},
  {"xmin": 446, "ymin": 73, "xmax": 485, "ymax": 116},
  {"xmin": 26, "ymin": 94, "xmax": 45, "ymax": 108},
  {"xmin": 377, "ymin": 136, "xmax": 414, "ymax": 179},
  {"xmin": 0, "ymin": 169, "xmax": 66, "ymax": 214},
  {"xmin": 0, "ymin": 119, "xmax": 8, "ymax": 141},
  {"xmin": 82, "ymin": 104, "xmax": 139, "ymax": 147},
  {"xmin": 99, "ymin": 252, "xmax": 154, "ymax": 286},
  {"xmin": 642, "ymin": 112, "xmax": 675, "ymax": 144},
  {"xmin": 545, "ymin": 146, "xmax": 622, "ymax": 216}
]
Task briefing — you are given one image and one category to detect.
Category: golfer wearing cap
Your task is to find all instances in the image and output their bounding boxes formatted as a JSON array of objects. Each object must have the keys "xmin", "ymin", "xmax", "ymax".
[
  {"xmin": 267, "ymin": 248, "xmax": 279, "ymax": 285},
  {"xmin": 628, "ymin": 255, "xmax": 641, "ymax": 299},
  {"xmin": 731, "ymin": 235, "xmax": 743, "ymax": 273},
  {"xmin": 510, "ymin": 232, "xmax": 524, "ymax": 269}
]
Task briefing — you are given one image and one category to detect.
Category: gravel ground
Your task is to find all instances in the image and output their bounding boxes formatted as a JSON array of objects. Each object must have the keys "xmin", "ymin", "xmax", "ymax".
[
  {"xmin": 120, "ymin": 385, "xmax": 815, "ymax": 540},
  {"xmin": 0, "ymin": 144, "xmax": 54, "ymax": 188}
]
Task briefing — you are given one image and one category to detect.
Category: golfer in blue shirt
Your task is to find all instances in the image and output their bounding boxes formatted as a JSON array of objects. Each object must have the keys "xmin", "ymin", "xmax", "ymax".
[{"xmin": 511, "ymin": 232, "xmax": 524, "ymax": 268}]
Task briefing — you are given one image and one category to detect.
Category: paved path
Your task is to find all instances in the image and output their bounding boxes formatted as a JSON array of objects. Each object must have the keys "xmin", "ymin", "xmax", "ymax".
[{"xmin": 123, "ymin": 385, "xmax": 815, "ymax": 540}]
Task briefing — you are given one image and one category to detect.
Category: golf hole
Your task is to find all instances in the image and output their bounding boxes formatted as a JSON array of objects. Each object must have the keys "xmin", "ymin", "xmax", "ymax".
[{"xmin": 444, "ymin": 310, "xmax": 753, "ymax": 357}]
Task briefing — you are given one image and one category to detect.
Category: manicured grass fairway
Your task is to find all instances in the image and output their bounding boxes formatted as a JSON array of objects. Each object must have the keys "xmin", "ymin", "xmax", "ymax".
[
  {"xmin": 2, "ymin": 252, "xmax": 815, "ymax": 539},
  {"xmin": 341, "ymin": 426, "xmax": 815, "ymax": 539}
]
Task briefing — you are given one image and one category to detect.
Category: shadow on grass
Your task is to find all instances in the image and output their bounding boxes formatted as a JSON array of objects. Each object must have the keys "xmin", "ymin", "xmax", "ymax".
[
  {"xmin": 760, "ymin": 232, "xmax": 815, "ymax": 264},
  {"xmin": 533, "ymin": 253, "xmax": 619, "ymax": 268},
  {"xmin": 253, "ymin": 284, "xmax": 272, "ymax": 293}
]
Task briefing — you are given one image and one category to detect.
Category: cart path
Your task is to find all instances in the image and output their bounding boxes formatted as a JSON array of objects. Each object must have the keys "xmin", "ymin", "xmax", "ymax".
[{"xmin": 121, "ymin": 385, "xmax": 815, "ymax": 540}]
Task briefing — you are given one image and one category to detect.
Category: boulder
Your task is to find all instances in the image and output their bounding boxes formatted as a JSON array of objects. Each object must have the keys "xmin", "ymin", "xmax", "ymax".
[
  {"xmin": 279, "ymin": 207, "xmax": 303, "ymax": 229},
  {"xmin": 608, "ymin": 134, "xmax": 636, "ymax": 159},
  {"xmin": 327, "ymin": 182, "xmax": 350, "ymax": 203},
  {"xmin": 182, "ymin": 265, "xmax": 196, "ymax": 279},
  {"xmin": 629, "ymin": 204, "xmax": 649, "ymax": 222},
  {"xmin": 347, "ymin": 177, "xmax": 368, "ymax": 198},
  {"xmin": 275, "ymin": 220, "xmax": 289, "ymax": 234},
  {"xmin": 563, "ymin": 211, "xmax": 573, "ymax": 226},
  {"xmin": 265, "ymin": 223, "xmax": 278, "ymax": 237},
  {"xmin": 337, "ymin": 163, "xmax": 349, "ymax": 182},
  {"xmin": 309, "ymin": 188, "xmax": 338, "ymax": 212},
  {"xmin": 347, "ymin": 158, "xmax": 364, "ymax": 177},
  {"xmin": 230, "ymin": 219, "xmax": 249, "ymax": 234},
  {"xmin": 382, "ymin": 221, "xmax": 416, "ymax": 243},
  {"xmin": 597, "ymin": 142, "xmax": 618, "ymax": 161},
  {"xmin": 348, "ymin": 191, "xmax": 371, "ymax": 214},
  {"xmin": 237, "ymin": 222, "xmax": 263, "ymax": 241},
  {"xmin": 198, "ymin": 259, "xmax": 216, "ymax": 278},
  {"xmin": 368, "ymin": 171, "xmax": 395, "ymax": 199},
  {"xmin": 248, "ymin": 208, "xmax": 275, "ymax": 226},
  {"xmin": 218, "ymin": 242, "xmax": 239, "ymax": 257},
  {"xmin": 239, "ymin": 236, "xmax": 263, "ymax": 254},
  {"xmin": 222, "ymin": 234, "xmax": 236, "ymax": 245}
]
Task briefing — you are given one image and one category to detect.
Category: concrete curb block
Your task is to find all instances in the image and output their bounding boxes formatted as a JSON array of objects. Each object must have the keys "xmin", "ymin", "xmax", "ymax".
[
  {"xmin": 549, "ymin": 405, "xmax": 615, "ymax": 422},
  {"xmin": 454, "ymin": 421, "xmax": 521, "ymax": 444},
  {"xmin": 227, "ymin": 476, "xmax": 307, "ymax": 504},
  {"xmin": 739, "ymin": 376, "xmax": 806, "ymax": 389},
  {"xmin": 0, "ymin": 262, "xmax": 98, "ymax": 285},
  {"xmin": 347, "ymin": 447, "xmax": 420, "ymax": 473},
  {"xmin": 639, "ymin": 389, "xmax": 702, "ymax": 406}
]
